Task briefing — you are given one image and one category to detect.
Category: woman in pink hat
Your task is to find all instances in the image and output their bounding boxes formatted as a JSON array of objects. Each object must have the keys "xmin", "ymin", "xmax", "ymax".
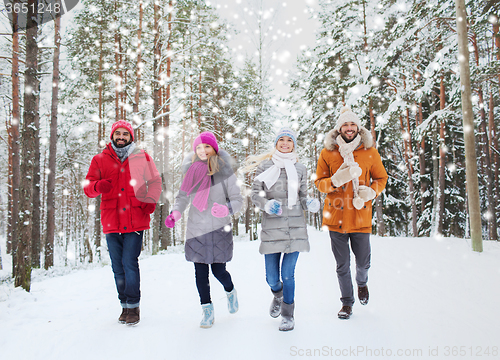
[{"xmin": 165, "ymin": 131, "xmax": 243, "ymax": 328}]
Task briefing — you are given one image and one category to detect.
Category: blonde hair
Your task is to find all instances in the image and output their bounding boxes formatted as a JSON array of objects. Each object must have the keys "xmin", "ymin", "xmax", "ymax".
[
  {"xmin": 192, "ymin": 153, "xmax": 222, "ymax": 176},
  {"xmin": 240, "ymin": 148, "xmax": 300, "ymax": 175},
  {"xmin": 240, "ymin": 148, "xmax": 276, "ymax": 175}
]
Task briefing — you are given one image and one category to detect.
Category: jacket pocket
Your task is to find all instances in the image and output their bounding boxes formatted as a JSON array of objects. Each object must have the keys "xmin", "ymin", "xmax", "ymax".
[
  {"xmin": 130, "ymin": 197, "xmax": 149, "ymax": 228},
  {"xmin": 323, "ymin": 197, "xmax": 343, "ymax": 227},
  {"xmin": 100, "ymin": 199, "xmax": 118, "ymax": 232},
  {"xmin": 354, "ymin": 202, "xmax": 372, "ymax": 229}
]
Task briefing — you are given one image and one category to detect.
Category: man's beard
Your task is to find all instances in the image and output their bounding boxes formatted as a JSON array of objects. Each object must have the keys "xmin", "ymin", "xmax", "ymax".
[
  {"xmin": 112, "ymin": 139, "xmax": 132, "ymax": 148},
  {"xmin": 341, "ymin": 133, "xmax": 358, "ymax": 143}
]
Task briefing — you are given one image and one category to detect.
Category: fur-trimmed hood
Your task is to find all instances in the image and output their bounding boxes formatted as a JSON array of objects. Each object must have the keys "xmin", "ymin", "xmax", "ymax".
[{"xmin": 323, "ymin": 125, "xmax": 373, "ymax": 151}]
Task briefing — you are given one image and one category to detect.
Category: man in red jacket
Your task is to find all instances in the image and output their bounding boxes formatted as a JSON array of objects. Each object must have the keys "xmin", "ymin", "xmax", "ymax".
[{"xmin": 84, "ymin": 120, "xmax": 162, "ymax": 326}]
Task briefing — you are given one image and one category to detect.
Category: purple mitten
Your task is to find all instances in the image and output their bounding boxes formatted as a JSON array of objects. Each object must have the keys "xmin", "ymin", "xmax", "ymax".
[
  {"xmin": 211, "ymin": 203, "xmax": 229, "ymax": 218},
  {"xmin": 165, "ymin": 210, "xmax": 181, "ymax": 228}
]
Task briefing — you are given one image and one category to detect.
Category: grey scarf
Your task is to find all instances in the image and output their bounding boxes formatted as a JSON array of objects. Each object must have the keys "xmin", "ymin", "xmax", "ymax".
[{"xmin": 111, "ymin": 142, "xmax": 136, "ymax": 163}]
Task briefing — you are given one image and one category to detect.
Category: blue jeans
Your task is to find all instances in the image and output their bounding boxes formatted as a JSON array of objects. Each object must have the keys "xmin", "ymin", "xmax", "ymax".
[
  {"xmin": 264, "ymin": 252, "xmax": 299, "ymax": 305},
  {"xmin": 106, "ymin": 231, "xmax": 143, "ymax": 308}
]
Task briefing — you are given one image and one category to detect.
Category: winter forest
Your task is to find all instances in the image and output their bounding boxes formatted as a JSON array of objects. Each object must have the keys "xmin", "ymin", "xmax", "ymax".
[{"xmin": 0, "ymin": 0, "xmax": 499, "ymax": 292}]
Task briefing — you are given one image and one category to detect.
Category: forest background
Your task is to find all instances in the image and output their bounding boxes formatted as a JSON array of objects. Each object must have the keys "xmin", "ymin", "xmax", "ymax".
[{"xmin": 1, "ymin": 0, "xmax": 499, "ymax": 291}]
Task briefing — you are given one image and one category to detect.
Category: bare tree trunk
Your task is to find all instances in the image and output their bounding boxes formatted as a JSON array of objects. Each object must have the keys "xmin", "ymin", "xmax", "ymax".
[
  {"xmin": 114, "ymin": 0, "xmax": 120, "ymax": 121},
  {"xmin": 160, "ymin": 0, "xmax": 173, "ymax": 250},
  {"xmin": 7, "ymin": 116, "xmax": 13, "ymax": 256},
  {"xmin": 437, "ymin": 76, "xmax": 446, "ymax": 235},
  {"xmin": 400, "ymin": 111, "xmax": 418, "ymax": 236},
  {"xmin": 94, "ymin": 26, "xmax": 104, "ymax": 261},
  {"xmin": 152, "ymin": 1, "xmax": 162, "ymax": 255},
  {"xmin": 46, "ymin": 5, "xmax": 61, "ymax": 269},
  {"xmin": 471, "ymin": 29, "xmax": 497, "ymax": 240},
  {"xmin": 489, "ymin": 92, "xmax": 499, "ymax": 198},
  {"xmin": 478, "ymin": 90, "xmax": 497, "ymax": 240},
  {"xmin": 493, "ymin": 23, "xmax": 500, "ymax": 97},
  {"xmin": 31, "ymin": 46, "xmax": 41, "ymax": 269},
  {"xmin": 133, "ymin": 0, "xmax": 143, "ymax": 115},
  {"xmin": 456, "ymin": 0, "xmax": 482, "ymax": 251},
  {"xmin": 417, "ymin": 102, "xmax": 427, "ymax": 214},
  {"xmin": 9, "ymin": 2, "xmax": 21, "ymax": 277},
  {"xmin": 16, "ymin": 0, "xmax": 39, "ymax": 291},
  {"xmin": 369, "ymin": 98, "xmax": 385, "ymax": 236}
]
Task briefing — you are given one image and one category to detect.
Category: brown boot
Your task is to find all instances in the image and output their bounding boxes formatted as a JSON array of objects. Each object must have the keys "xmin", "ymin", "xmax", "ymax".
[
  {"xmin": 126, "ymin": 307, "xmax": 140, "ymax": 326},
  {"xmin": 358, "ymin": 285, "xmax": 369, "ymax": 305},
  {"xmin": 338, "ymin": 305, "xmax": 352, "ymax": 320},
  {"xmin": 118, "ymin": 308, "xmax": 128, "ymax": 324}
]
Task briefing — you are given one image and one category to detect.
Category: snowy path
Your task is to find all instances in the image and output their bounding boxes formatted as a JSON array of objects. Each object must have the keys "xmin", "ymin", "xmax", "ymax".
[{"xmin": 1, "ymin": 228, "xmax": 500, "ymax": 360}]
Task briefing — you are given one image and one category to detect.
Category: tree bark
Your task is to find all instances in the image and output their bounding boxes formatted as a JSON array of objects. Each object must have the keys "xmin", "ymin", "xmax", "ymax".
[
  {"xmin": 456, "ymin": 0, "xmax": 482, "ymax": 251},
  {"xmin": 152, "ymin": 0, "xmax": 162, "ymax": 254},
  {"xmin": 478, "ymin": 90, "xmax": 497, "ymax": 240},
  {"xmin": 438, "ymin": 76, "xmax": 446, "ymax": 235},
  {"xmin": 9, "ymin": 1, "xmax": 21, "ymax": 277},
  {"xmin": 369, "ymin": 98, "xmax": 385, "ymax": 236},
  {"xmin": 488, "ymin": 92, "xmax": 499, "ymax": 197},
  {"xmin": 46, "ymin": 3, "xmax": 61, "ymax": 269},
  {"xmin": 16, "ymin": 0, "xmax": 39, "ymax": 290},
  {"xmin": 160, "ymin": 0, "xmax": 173, "ymax": 250}
]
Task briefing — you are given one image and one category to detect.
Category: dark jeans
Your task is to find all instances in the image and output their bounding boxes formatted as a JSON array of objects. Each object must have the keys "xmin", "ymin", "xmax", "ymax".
[
  {"xmin": 106, "ymin": 231, "xmax": 143, "ymax": 308},
  {"xmin": 329, "ymin": 231, "xmax": 371, "ymax": 306},
  {"xmin": 194, "ymin": 262, "xmax": 234, "ymax": 305},
  {"xmin": 264, "ymin": 252, "xmax": 300, "ymax": 305}
]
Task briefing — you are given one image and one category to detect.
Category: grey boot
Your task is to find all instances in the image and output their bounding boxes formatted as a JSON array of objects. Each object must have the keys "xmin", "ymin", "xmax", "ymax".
[
  {"xmin": 270, "ymin": 287, "xmax": 283, "ymax": 318},
  {"xmin": 279, "ymin": 302, "xmax": 295, "ymax": 331}
]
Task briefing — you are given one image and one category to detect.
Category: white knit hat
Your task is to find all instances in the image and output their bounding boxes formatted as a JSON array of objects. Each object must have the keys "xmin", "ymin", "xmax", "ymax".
[{"xmin": 334, "ymin": 106, "xmax": 361, "ymax": 131}]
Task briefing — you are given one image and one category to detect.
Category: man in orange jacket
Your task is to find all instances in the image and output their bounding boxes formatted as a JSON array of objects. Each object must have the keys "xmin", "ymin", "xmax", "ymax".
[{"xmin": 315, "ymin": 106, "xmax": 388, "ymax": 320}]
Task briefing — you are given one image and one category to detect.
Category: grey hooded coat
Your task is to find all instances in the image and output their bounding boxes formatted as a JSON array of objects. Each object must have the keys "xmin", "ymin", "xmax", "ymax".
[
  {"xmin": 172, "ymin": 150, "xmax": 243, "ymax": 264},
  {"xmin": 251, "ymin": 159, "xmax": 310, "ymax": 254}
]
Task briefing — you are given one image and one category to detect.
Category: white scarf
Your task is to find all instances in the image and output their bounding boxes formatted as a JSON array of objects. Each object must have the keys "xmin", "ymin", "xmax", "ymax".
[
  {"xmin": 255, "ymin": 151, "xmax": 298, "ymax": 209},
  {"xmin": 336, "ymin": 134, "xmax": 361, "ymax": 197}
]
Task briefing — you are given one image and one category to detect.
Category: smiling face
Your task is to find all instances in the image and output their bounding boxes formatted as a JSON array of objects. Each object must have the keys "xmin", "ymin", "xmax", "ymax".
[
  {"xmin": 196, "ymin": 143, "xmax": 216, "ymax": 160},
  {"xmin": 112, "ymin": 128, "xmax": 132, "ymax": 148},
  {"xmin": 340, "ymin": 122, "xmax": 359, "ymax": 143},
  {"xmin": 276, "ymin": 136, "xmax": 294, "ymax": 153}
]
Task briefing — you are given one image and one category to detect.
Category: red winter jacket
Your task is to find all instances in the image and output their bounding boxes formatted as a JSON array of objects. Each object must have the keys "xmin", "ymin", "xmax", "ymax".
[{"xmin": 84, "ymin": 143, "xmax": 162, "ymax": 234}]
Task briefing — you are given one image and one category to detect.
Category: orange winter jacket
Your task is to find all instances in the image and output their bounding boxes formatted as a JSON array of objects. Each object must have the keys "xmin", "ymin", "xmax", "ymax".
[{"xmin": 315, "ymin": 127, "xmax": 388, "ymax": 234}]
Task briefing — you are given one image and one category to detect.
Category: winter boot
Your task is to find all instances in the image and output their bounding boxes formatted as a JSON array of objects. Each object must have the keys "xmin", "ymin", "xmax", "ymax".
[
  {"xmin": 358, "ymin": 285, "xmax": 369, "ymax": 305},
  {"xmin": 200, "ymin": 303, "xmax": 215, "ymax": 328},
  {"xmin": 118, "ymin": 308, "xmax": 128, "ymax": 324},
  {"xmin": 126, "ymin": 307, "xmax": 140, "ymax": 326},
  {"xmin": 279, "ymin": 302, "xmax": 295, "ymax": 331},
  {"xmin": 338, "ymin": 305, "xmax": 352, "ymax": 320},
  {"xmin": 270, "ymin": 287, "xmax": 283, "ymax": 318},
  {"xmin": 226, "ymin": 288, "xmax": 239, "ymax": 314}
]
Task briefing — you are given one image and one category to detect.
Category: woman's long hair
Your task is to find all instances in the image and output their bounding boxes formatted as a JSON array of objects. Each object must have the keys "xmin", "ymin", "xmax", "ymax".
[
  {"xmin": 240, "ymin": 148, "xmax": 276, "ymax": 175},
  {"xmin": 192, "ymin": 153, "xmax": 222, "ymax": 176}
]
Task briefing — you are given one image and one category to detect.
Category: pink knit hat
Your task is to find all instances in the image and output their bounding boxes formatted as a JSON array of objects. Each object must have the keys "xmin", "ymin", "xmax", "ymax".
[
  {"xmin": 110, "ymin": 120, "xmax": 134, "ymax": 141},
  {"xmin": 193, "ymin": 131, "xmax": 219, "ymax": 153}
]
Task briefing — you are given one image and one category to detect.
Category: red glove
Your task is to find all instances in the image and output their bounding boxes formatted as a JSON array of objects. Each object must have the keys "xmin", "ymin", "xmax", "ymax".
[
  {"xmin": 96, "ymin": 179, "xmax": 113, "ymax": 194},
  {"xmin": 211, "ymin": 203, "xmax": 229, "ymax": 218},
  {"xmin": 141, "ymin": 198, "xmax": 156, "ymax": 214}
]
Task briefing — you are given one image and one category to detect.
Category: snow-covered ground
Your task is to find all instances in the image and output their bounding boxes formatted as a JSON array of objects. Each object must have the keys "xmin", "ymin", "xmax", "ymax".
[{"xmin": 1, "ymin": 227, "xmax": 500, "ymax": 360}]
